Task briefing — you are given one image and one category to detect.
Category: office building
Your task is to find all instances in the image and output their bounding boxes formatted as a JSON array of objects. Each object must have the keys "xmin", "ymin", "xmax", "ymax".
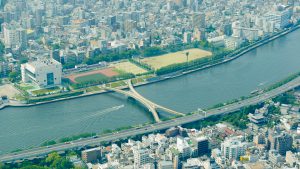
[
  {"xmin": 221, "ymin": 137, "xmax": 247, "ymax": 161},
  {"xmin": 264, "ymin": 7, "xmax": 292, "ymax": 29},
  {"xmin": 2, "ymin": 22, "xmax": 27, "ymax": 49},
  {"xmin": 21, "ymin": 58, "xmax": 62, "ymax": 87},
  {"xmin": 194, "ymin": 136, "xmax": 209, "ymax": 156},
  {"xmin": 81, "ymin": 147, "xmax": 101, "ymax": 163},
  {"xmin": 134, "ymin": 149, "xmax": 152, "ymax": 168},
  {"xmin": 268, "ymin": 131, "xmax": 293, "ymax": 156}
]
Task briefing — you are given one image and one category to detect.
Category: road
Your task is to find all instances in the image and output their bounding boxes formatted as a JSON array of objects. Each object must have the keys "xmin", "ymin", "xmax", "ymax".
[{"xmin": 1, "ymin": 75, "xmax": 300, "ymax": 162}]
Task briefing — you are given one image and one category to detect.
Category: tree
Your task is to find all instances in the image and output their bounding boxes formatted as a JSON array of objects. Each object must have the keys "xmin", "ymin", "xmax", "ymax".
[
  {"xmin": 20, "ymin": 57, "xmax": 29, "ymax": 64},
  {"xmin": 185, "ymin": 52, "xmax": 189, "ymax": 63},
  {"xmin": 143, "ymin": 47, "xmax": 166, "ymax": 57},
  {"xmin": 0, "ymin": 162, "xmax": 4, "ymax": 169},
  {"xmin": 20, "ymin": 165, "xmax": 49, "ymax": 169},
  {"xmin": 45, "ymin": 152, "xmax": 61, "ymax": 164},
  {"xmin": 273, "ymin": 92, "xmax": 296, "ymax": 104},
  {"xmin": 9, "ymin": 71, "xmax": 21, "ymax": 83},
  {"xmin": 45, "ymin": 152, "xmax": 73, "ymax": 169}
]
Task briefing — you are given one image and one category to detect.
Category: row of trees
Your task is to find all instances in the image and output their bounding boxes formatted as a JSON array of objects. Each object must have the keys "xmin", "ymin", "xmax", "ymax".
[
  {"xmin": 128, "ymin": 58, "xmax": 152, "ymax": 71},
  {"xmin": 0, "ymin": 152, "xmax": 82, "ymax": 169},
  {"xmin": 71, "ymin": 73, "xmax": 134, "ymax": 89},
  {"xmin": 64, "ymin": 40, "xmax": 216, "ymax": 69}
]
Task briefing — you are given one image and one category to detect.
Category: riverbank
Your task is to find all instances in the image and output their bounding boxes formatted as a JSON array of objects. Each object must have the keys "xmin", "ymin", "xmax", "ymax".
[{"xmin": 1, "ymin": 25, "xmax": 299, "ymax": 110}]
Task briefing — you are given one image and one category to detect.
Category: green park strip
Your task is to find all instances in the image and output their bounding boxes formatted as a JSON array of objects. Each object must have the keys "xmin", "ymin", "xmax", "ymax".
[
  {"xmin": 26, "ymin": 91, "xmax": 84, "ymax": 104},
  {"xmin": 265, "ymin": 71, "xmax": 300, "ymax": 91}
]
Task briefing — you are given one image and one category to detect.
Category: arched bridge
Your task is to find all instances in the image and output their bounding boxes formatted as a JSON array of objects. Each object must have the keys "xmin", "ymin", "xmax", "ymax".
[{"xmin": 104, "ymin": 80, "xmax": 185, "ymax": 123}]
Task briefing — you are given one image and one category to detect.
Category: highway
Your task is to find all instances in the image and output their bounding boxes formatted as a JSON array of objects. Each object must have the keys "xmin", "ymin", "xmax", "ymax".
[{"xmin": 1, "ymin": 75, "xmax": 300, "ymax": 163}]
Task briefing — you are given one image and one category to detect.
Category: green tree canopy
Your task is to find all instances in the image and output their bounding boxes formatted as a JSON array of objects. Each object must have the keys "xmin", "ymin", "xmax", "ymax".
[{"xmin": 9, "ymin": 71, "xmax": 21, "ymax": 83}]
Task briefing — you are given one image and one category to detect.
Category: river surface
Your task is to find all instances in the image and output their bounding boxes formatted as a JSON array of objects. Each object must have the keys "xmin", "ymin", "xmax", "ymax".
[{"xmin": 1, "ymin": 30, "xmax": 300, "ymax": 154}]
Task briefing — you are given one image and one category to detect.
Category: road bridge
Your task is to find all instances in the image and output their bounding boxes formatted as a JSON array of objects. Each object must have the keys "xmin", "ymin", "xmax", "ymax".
[
  {"xmin": 104, "ymin": 80, "xmax": 185, "ymax": 122},
  {"xmin": 2, "ymin": 76, "xmax": 300, "ymax": 163}
]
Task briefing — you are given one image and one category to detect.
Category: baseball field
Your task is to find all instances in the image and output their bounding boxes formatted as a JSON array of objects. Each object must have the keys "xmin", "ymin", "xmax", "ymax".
[
  {"xmin": 141, "ymin": 48, "xmax": 212, "ymax": 70},
  {"xmin": 111, "ymin": 61, "xmax": 148, "ymax": 75}
]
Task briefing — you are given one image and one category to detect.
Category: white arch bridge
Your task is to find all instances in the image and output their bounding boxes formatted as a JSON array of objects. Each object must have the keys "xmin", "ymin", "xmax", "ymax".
[{"xmin": 104, "ymin": 80, "xmax": 186, "ymax": 123}]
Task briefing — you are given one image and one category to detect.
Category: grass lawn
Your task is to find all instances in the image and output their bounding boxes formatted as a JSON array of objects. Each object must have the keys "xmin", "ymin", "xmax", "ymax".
[
  {"xmin": 31, "ymin": 87, "xmax": 61, "ymax": 96},
  {"xmin": 141, "ymin": 48, "xmax": 212, "ymax": 70},
  {"xmin": 108, "ymin": 81, "xmax": 127, "ymax": 88},
  {"xmin": 18, "ymin": 84, "xmax": 36, "ymax": 91},
  {"xmin": 132, "ymin": 77, "xmax": 145, "ymax": 84},
  {"xmin": 86, "ymin": 86, "xmax": 102, "ymax": 92},
  {"xmin": 111, "ymin": 61, "xmax": 148, "ymax": 75},
  {"xmin": 75, "ymin": 73, "xmax": 109, "ymax": 83}
]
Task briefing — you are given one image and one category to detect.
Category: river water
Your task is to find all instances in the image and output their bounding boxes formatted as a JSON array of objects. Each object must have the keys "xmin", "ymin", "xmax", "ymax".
[{"xmin": 1, "ymin": 30, "xmax": 300, "ymax": 154}]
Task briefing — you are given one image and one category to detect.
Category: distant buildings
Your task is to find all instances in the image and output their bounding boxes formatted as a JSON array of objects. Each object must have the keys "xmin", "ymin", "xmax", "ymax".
[{"xmin": 21, "ymin": 58, "xmax": 62, "ymax": 87}]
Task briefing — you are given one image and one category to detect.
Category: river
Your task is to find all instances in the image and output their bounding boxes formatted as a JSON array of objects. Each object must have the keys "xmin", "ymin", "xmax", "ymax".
[{"xmin": 0, "ymin": 30, "xmax": 300, "ymax": 154}]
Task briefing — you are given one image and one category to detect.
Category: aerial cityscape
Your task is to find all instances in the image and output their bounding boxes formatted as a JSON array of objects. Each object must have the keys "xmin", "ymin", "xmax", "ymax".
[{"xmin": 0, "ymin": 0, "xmax": 300, "ymax": 168}]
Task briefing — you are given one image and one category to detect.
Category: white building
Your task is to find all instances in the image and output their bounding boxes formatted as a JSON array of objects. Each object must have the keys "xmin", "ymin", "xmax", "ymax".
[
  {"xmin": 232, "ymin": 22, "xmax": 259, "ymax": 41},
  {"xmin": 264, "ymin": 8, "xmax": 292, "ymax": 29},
  {"xmin": 158, "ymin": 161, "xmax": 173, "ymax": 169},
  {"xmin": 2, "ymin": 22, "xmax": 27, "ymax": 49},
  {"xmin": 133, "ymin": 149, "xmax": 152, "ymax": 168},
  {"xmin": 221, "ymin": 137, "xmax": 247, "ymax": 161},
  {"xmin": 183, "ymin": 32, "xmax": 192, "ymax": 43},
  {"xmin": 21, "ymin": 58, "xmax": 62, "ymax": 87},
  {"xmin": 224, "ymin": 37, "xmax": 243, "ymax": 50},
  {"xmin": 177, "ymin": 137, "xmax": 192, "ymax": 159}
]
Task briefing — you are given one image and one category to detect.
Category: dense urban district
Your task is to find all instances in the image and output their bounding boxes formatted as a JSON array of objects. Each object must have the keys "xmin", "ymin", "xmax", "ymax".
[{"xmin": 0, "ymin": 0, "xmax": 300, "ymax": 169}]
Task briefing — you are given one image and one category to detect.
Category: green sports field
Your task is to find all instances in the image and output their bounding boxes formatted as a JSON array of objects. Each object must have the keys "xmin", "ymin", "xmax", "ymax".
[{"xmin": 74, "ymin": 74, "xmax": 109, "ymax": 83}]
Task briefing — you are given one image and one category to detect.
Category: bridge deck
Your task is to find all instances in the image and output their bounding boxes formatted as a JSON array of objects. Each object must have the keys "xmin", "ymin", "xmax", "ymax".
[{"xmin": 104, "ymin": 80, "xmax": 185, "ymax": 123}]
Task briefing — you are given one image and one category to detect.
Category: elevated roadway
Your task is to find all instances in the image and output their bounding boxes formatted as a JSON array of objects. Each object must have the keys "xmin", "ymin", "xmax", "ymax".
[{"xmin": 1, "ymin": 76, "xmax": 300, "ymax": 162}]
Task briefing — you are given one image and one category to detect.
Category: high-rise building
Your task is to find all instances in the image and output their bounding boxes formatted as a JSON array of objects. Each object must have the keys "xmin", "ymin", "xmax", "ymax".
[
  {"xmin": 221, "ymin": 137, "xmax": 247, "ymax": 161},
  {"xmin": 223, "ymin": 23, "xmax": 233, "ymax": 36},
  {"xmin": 183, "ymin": 32, "xmax": 192, "ymax": 44},
  {"xmin": 268, "ymin": 131, "xmax": 293, "ymax": 156},
  {"xmin": 194, "ymin": 136, "xmax": 209, "ymax": 156},
  {"xmin": 134, "ymin": 149, "xmax": 152, "ymax": 168},
  {"xmin": 2, "ymin": 22, "xmax": 27, "ymax": 49},
  {"xmin": 264, "ymin": 7, "xmax": 292, "ymax": 29},
  {"xmin": 177, "ymin": 137, "xmax": 192, "ymax": 159}
]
